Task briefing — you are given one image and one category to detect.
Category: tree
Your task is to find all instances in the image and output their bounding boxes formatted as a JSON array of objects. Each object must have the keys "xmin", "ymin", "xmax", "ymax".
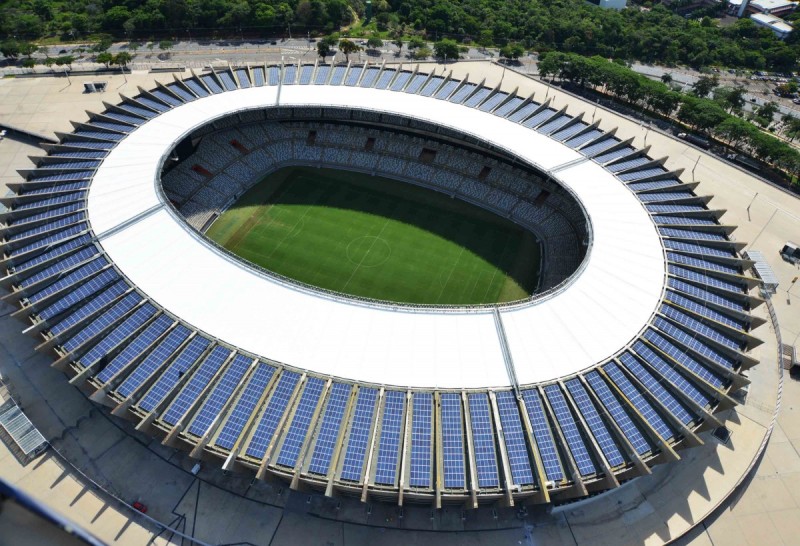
[
  {"xmin": 691, "ymin": 75, "xmax": 719, "ymax": 98},
  {"xmin": 338, "ymin": 39, "xmax": 361, "ymax": 61},
  {"xmin": 499, "ymin": 43, "xmax": 525, "ymax": 62},
  {"xmin": 129, "ymin": 42, "xmax": 141, "ymax": 53},
  {"xmin": 393, "ymin": 37, "xmax": 403, "ymax": 55},
  {"xmin": 158, "ymin": 40, "xmax": 173, "ymax": 52},
  {"xmin": 413, "ymin": 46, "xmax": 431, "ymax": 60},
  {"xmin": 96, "ymin": 52, "xmax": 113, "ymax": 67},
  {"xmin": 783, "ymin": 116, "xmax": 800, "ymax": 142},
  {"xmin": 434, "ymin": 39, "xmax": 459, "ymax": 60},
  {"xmin": 22, "ymin": 58, "xmax": 36, "ymax": 68},
  {"xmin": 714, "ymin": 86, "xmax": 746, "ymax": 113},
  {"xmin": 91, "ymin": 35, "xmax": 113, "ymax": 53},
  {"xmin": 407, "ymin": 36, "xmax": 425, "ymax": 51},
  {"xmin": 757, "ymin": 101, "xmax": 779, "ymax": 122},
  {"xmin": 0, "ymin": 40, "xmax": 21, "ymax": 59},
  {"xmin": 54, "ymin": 55, "xmax": 74, "ymax": 69},
  {"xmin": 19, "ymin": 42, "xmax": 37, "ymax": 58},
  {"xmin": 661, "ymin": 73, "xmax": 673, "ymax": 85},
  {"xmin": 677, "ymin": 96, "xmax": 728, "ymax": 133},
  {"xmin": 366, "ymin": 36, "xmax": 383, "ymax": 49},
  {"xmin": 317, "ymin": 41, "xmax": 331, "ymax": 61},
  {"xmin": 112, "ymin": 52, "xmax": 133, "ymax": 67}
]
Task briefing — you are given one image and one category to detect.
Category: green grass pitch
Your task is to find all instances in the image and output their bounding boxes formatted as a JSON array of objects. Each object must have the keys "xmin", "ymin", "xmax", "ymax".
[{"xmin": 206, "ymin": 167, "xmax": 541, "ymax": 305}]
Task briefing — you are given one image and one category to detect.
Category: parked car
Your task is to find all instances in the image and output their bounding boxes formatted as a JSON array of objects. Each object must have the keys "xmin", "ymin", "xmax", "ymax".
[
  {"xmin": 677, "ymin": 132, "xmax": 710, "ymax": 149},
  {"xmin": 132, "ymin": 501, "xmax": 148, "ymax": 514}
]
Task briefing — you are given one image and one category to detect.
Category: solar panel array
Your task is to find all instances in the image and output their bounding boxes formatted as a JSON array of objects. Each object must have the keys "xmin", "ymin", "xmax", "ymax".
[{"xmin": 0, "ymin": 62, "xmax": 759, "ymax": 505}]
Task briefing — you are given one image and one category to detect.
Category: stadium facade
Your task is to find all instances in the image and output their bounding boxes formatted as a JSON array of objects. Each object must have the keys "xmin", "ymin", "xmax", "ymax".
[{"xmin": 0, "ymin": 62, "xmax": 762, "ymax": 508}]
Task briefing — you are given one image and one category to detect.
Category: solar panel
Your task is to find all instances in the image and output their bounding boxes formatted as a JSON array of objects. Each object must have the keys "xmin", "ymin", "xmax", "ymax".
[
  {"xmin": 94, "ymin": 314, "xmax": 172, "ymax": 384},
  {"xmin": 200, "ymin": 74, "xmax": 223, "ymax": 93},
  {"xmin": 581, "ymin": 138, "xmax": 621, "ymax": 157},
  {"xmin": 245, "ymin": 371, "xmax": 300, "ymax": 459},
  {"xmin": 49, "ymin": 281, "xmax": 127, "ymax": 336},
  {"xmin": 493, "ymin": 96, "xmax": 523, "ymax": 117},
  {"xmin": 409, "ymin": 392, "xmax": 433, "ymax": 488},
  {"xmin": 520, "ymin": 389, "xmax": 564, "ymax": 483},
  {"xmin": 14, "ymin": 234, "xmax": 92, "ymax": 274},
  {"xmin": 467, "ymin": 393, "xmax": 499, "ymax": 488},
  {"xmin": 27, "ymin": 257, "xmax": 106, "ymax": 305},
  {"xmin": 495, "ymin": 391, "xmax": 535, "ymax": 486},
  {"xmin": 187, "ymin": 354, "xmax": 252, "ymax": 437},
  {"xmin": 668, "ymin": 278, "xmax": 745, "ymax": 312},
  {"xmin": 602, "ymin": 363, "xmax": 675, "ymax": 441},
  {"xmin": 418, "ymin": 76, "xmax": 443, "ymax": 97},
  {"xmin": 665, "ymin": 291, "xmax": 745, "ymax": 330},
  {"xmin": 584, "ymin": 372, "xmax": 651, "ymax": 456},
  {"xmin": 563, "ymin": 380, "xmax": 626, "ymax": 468},
  {"xmin": 214, "ymin": 362, "xmax": 276, "ymax": 450},
  {"xmin": 313, "ymin": 65, "xmax": 330, "ymax": 85},
  {"xmin": 10, "ymin": 224, "xmax": 88, "ymax": 258},
  {"xmin": 307, "ymin": 382, "xmax": 352, "ymax": 475},
  {"xmin": 660, "ymin": 305, "xmax": 741, "ymax": 349},
  {"xmin": 276, "ymin": 377, "xmax": 326, "ymax": 468},
  {"xmin": 218, "ymin": 70, "xmax": 237, "ymax": 90},
  {"xmin": 668, "ymin": 265, "xmax": 743, "ymax": 293},
  {"xmin": 18, "ymin": 246, "xmax": 97, "ymax": 288},
  {"xmin": 115, "ymin": 325, "xmax": 192, "ymax": 398},
  {"xmin": 150, "ymin": 89, "xmax": 182, "ymax": 106},
  {"xmin": 185, "ymin": 78, "xmax": 209, "ymax": 97},
  {"xmin": 344, "ymin": 65, "xmax": 363, "ymax": 86},
  {"xmin": 404, "ymin": 73, "xmax": 428, "ymax": 94},
  {"xmin": 643, "ymin": 329, "xmax": 724, "ymax": 388},
  {"xmin": 618, "ymin": 167, "xmax": 667, "ymax": 181},
  {"xmin": 433, "ymin": 79, "xmax": 458, "ymax": 99},
  {"xmin": 162, "ymin": 345, "xmax": 232, "ymax": 425},
  {"xmin": 389, "ymin": 71, "xmax": 412, "ymax": 91},
  {"xmin": 167, "ymin": 82, "xmax": 196, "ymax": 100},
  {"xmin": 618, "ymin": 353, "xmax": 695, "ymax": 425},
  {"xmin": 298, "ymin": 65, "xmax": 314, "ymax": 85},
  {"xmin": 283, "ymin": 65, "xmax": 297, "ymax": 84},
  {"xmin": 9, "ymin": 212, "xmax": 86, "ymax": 243},
  {"xmin": 664, "ymin": 240, "xmax": 735, "ymax": 259},
  {"xmin": 660, "ymin": 228, "xmax": 727, "ymax": 241},
  {"xmin": 633, "ymin": 341, "xmax": 712, "ymax": 408},
  {"xmin": 13, "ymin": 203, "xmax": 85, "ymax": 228},
  {"xmin": 450, "ymin": 83, "xmax": 478, "ymax": 105},
  {"xmin": 252, "ymin": 67, "xmax": 265, "ymax": 86},
  {"xmin": 329, "ymin": 65, "xmax": 347, "ymax": 85},
  {"xmin": 137, "ymin": 336, "xmax": 212, "ymax": 412},
  {"xmin": 440, "ymin": 393, "xmax": 466, "ymax": 489},
  {"xmin": 567, "ymin": 129, "xmax": 603, "ymax": 148},
  {"xmin": 61, "ymin": 292, "xmax": 141, "ymax": 353},
  {"xmin": 667, "ymin": 252, "xmax": 740, "ymax": 275},
  {"xmin": 654, "ymin": 317, "xmax": 736, "ymax": 370},
  {"xmin": 479, "ymin": 92, "xmax": 507, "ymax": 112},
  {"xmin": 339, "ymin": 387, "xmax": 378, "ymax": 482},
  {"xmin": 374, "ymin": 390, "xmax": 405, "ymax": 486},
  {"xmin": 543, "ymin": 385, "xmax": 597, "ymax": 477},
  {"xmin": 76, "ymin": 303, "xmax": 156, "ymax": 369}
]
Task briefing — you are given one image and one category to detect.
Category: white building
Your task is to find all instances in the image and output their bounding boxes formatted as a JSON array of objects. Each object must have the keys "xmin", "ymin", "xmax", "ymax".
[
  {"xmin": 587, "ymin": 0, "xmax": 627, "ymax": 9},
  {"xmin": 751, "ymin": 12, "xmax": 794, "ymax": 38}
]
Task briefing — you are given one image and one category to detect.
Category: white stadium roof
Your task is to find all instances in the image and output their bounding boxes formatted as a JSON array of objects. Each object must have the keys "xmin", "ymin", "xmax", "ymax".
[{"xmin": 88, "ymin": 85, "xmax": 665, "ymax": 388}]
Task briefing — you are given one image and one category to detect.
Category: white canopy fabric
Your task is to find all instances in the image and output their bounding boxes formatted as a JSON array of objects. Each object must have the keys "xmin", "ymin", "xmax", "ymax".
[{"xmin": 88, "ymin": 85, "xmax": 665, "ymax": 388}]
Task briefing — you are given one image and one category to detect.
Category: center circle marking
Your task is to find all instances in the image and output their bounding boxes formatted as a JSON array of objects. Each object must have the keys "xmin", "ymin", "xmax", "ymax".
[{"xmin": 346, "ymin": 236, "xmax": 392, "ymax": 268}]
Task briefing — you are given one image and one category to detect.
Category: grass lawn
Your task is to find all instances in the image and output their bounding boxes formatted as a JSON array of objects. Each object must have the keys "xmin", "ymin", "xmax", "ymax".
[{"xmin": 206, "ymin": 167, "xmax": 540, "ymax": 305}]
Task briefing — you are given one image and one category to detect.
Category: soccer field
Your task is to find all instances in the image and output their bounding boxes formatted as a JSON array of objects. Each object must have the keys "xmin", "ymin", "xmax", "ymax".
[{"xmin": 206, "ymin": 167, "xmax": 541, "ymax": 305}]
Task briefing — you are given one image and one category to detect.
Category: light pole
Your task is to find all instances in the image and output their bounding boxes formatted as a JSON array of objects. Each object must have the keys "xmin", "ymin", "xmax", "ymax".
[{"xmin": 746, "ymin": 192, "xmax": 759, "ymax": 221}]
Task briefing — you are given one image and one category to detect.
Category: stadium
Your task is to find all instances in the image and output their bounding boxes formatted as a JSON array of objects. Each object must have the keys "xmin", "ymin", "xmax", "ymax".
[{"xmin": 0, "ymin": 60, "xmax": 768, "ymax": 520}]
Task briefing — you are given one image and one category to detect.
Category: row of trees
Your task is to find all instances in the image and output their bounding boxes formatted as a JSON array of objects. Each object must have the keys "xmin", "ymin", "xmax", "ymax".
[
  {"xmin": 539, "ymin": 52, "xmax": 800, "ymax": 183},
  {"xmin": 1, "ymin": 0, "xmax": 799, "ymax": 71}
]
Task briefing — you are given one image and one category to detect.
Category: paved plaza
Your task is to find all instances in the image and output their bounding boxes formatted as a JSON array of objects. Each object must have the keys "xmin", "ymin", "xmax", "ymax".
[{"xmin": 0, "ymin": 61, "xmax": 799, "ymax": 545}]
